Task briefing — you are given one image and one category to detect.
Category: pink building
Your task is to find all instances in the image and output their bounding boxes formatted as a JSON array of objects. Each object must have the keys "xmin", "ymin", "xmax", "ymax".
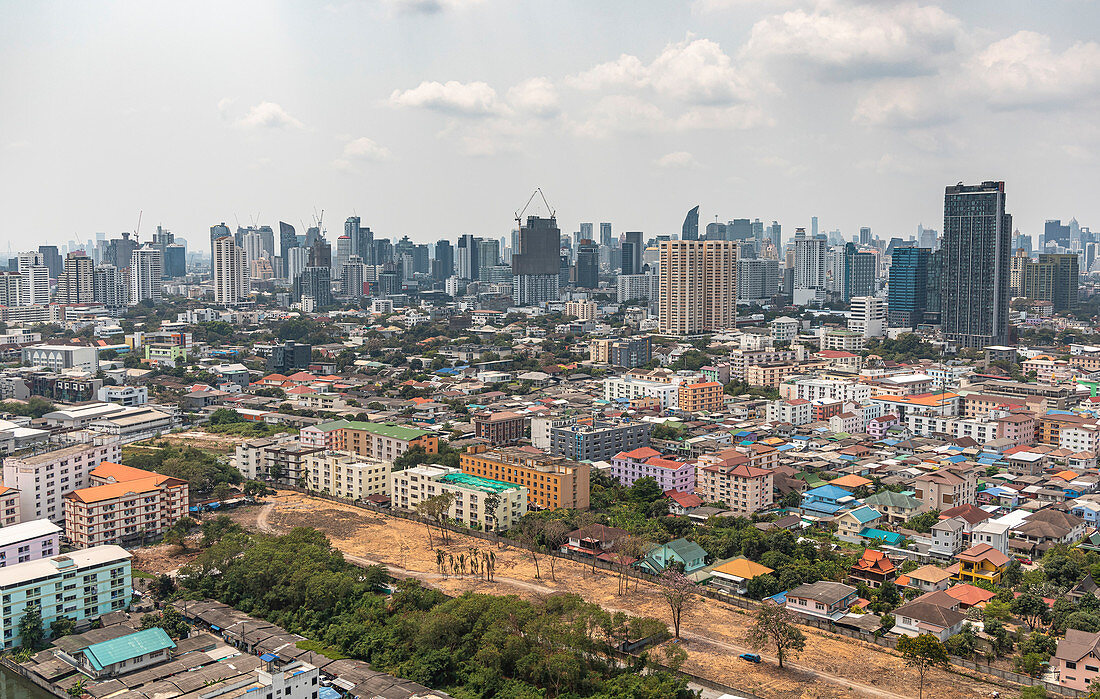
[
  {"xmin": 996, "ymin": 412, "xmax": 1035, "ymax": 447},
  {"xmin": 1055, "ymin": 629, "xmax": 1100, "ymax": 692},
  {"xmin": 866, "ymin": 414, "xmax": 899, "ymax": 439},
  {"xmin": 610, "ymin": 447, "xmax": 694, "ymax": 493}
]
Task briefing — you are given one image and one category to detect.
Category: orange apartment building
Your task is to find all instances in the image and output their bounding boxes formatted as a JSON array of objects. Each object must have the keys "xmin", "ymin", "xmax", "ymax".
[
  {"xmin": 460, "ymin": 445, "xmax": 590, "ymax": 510},
  {"xmin": 746, "ymin": 361, "xmax": 826, "ymax": 387},
  {"xmin": 63, "ymin": 462, "xmax": 188, "ymax": 548},
  {"xmin": 677, "ymin": 381, "xmax": 724, "ymax": 413},
  {"xmin": 328, "ymin": 421, "xmax": 438, "ymax": 460}
]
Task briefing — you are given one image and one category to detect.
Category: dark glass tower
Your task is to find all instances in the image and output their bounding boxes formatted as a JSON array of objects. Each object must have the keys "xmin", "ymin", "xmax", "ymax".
[
  {"xmin": 279, "ymin": 222, "xmax": 298, "ymax": 260},
  {"xmin": 621, "ymin": 231, "xmax": 643, "ymax": 275},
  {"xmin": 574, "ymin": 240, "xmax": 598, "ymax": 288},
  {"xmin": 682, "ymin": 206, "xmax": 699, "ymax": 241},
  {"xmin": 940, "ymin": 181, "xmax": 1011, "ymax": 348},
  {"xmin": 888, "ymin": 247, "xmax": 931, "ymax": 327}
]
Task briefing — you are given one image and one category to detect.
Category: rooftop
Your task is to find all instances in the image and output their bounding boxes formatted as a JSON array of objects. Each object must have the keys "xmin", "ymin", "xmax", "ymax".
[
  {"xmin": 0, "ymin": 545, "xmax": 130, "ymax": 589},
  {"xmin": 82, "ymin": 627, "xmax": 175, "ymax": 672},
  {"xmin": 439, "ymin": 471, "xmax": 519, "ymax": 494}
]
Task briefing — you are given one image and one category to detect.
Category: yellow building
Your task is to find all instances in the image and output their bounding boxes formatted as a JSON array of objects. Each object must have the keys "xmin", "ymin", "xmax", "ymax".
[{"xmin": 954, "ymin": 543, "xmax": 1010, "ymax": 585}]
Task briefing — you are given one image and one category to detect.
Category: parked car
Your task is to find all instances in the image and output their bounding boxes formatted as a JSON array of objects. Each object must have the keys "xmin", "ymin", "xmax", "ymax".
[{"xmin": 739, "ymin": 653, "xmax": 762, "ymax": 663}]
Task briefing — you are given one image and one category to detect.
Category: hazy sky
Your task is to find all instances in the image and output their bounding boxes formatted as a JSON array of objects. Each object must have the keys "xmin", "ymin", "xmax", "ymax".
[{"xmin": 3, "ymin": 0, "xmax": 1100, "ymax": 253}]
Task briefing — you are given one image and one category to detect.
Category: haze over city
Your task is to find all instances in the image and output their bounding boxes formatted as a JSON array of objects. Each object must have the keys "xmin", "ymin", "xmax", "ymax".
[{"xmin": 4, "ymin": 0, "xmax": 1100, "ymax": 251}]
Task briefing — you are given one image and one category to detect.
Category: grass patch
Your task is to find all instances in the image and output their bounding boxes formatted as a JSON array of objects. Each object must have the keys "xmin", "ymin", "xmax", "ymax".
[
  {"xmin": 296, "ymin": 639, "xmax": 348, "ymax": 660},
  {"xmin": 132, "ymin": 570, "xmax": 157, "ymax": 580}
]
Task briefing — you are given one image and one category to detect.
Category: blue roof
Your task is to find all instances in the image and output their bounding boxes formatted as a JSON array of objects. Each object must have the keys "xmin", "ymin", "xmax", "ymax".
[
  {"xmin": 846, "ymin": 506, "xmax": 881, "ymax": 524},
  {"xmin": 776, "ymin": 444, "xmax": 797, "ymax": 451},
  {"xmin": 805, "ymin": 484, "xmax": 854, "ymax": 500},
  {"xmin": 260, "ymin": 653, "xmax": 277, "ymax": 662},
  {"xmin": 944, "ymin": 455, "xmax": 967, "ymax": 463},
  {"xmin": 83, "ymin": 628, "xmax": 175, "ymax": 672},
  {"xmin": 734, "ymin": 430, "xmax": 751, "ymax": 437},
  {"xmin": 767, "ymin": 591, "xmax": 788, "ymax": 605}
]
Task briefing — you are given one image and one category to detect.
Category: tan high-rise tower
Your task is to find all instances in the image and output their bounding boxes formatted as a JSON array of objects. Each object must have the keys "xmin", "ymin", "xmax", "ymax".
[{"xmin": 658, "ymin": 240, "xmax": 738, "ymax": 335}]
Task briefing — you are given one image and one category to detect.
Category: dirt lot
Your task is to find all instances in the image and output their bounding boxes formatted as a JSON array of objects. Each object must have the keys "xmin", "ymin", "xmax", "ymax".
[
  {"xmin": 129, "ymin": 540, "xmax": 202, "ymax": 576},
  {"xmin": 134, "ymin": 431, "xmax": 252, "ymax": 455},
  {"xmin": 224, "ymin": 492, "xmax": 1014, "ymax": 699}
]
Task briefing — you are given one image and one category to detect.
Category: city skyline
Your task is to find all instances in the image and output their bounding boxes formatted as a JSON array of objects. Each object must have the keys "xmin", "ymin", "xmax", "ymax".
[{"xmin": 4, "ymin": 1, "xmax": 1100, "ymax": 250}]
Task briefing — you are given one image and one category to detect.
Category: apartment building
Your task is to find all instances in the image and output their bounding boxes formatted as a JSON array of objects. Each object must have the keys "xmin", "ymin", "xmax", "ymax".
[
  {"xmin": 0, "ymin": 545, "xmax": 131, "ymax": 649},
  {"xmin": 0, "ymin": 487, "xmax": 18, "ymax": 527},
  {"xmin": 765, "ymin": 399, "xmax": 812, "ymax": 426},
  {"xmin": 781, "ymin": 377, "xmax": 872, "ymax": 403},
  {"xmin": 460, "ymin": 445, "xmax": 590, "ymax": 510},
  {"xmin": 549, "ymin": 419, "xmax": 651, "ymax": 462},
  {"xmin": 63, "ymin": 463, "xmax": 189, "ymax": 548},
  {"xmin": 589, "ymin": 337, "xmax": 652, "ymax": 369},
  {"xmin": 300, "ymin": 420, "xmax": 438, "ymax": 461},
  {"xmin": 728, "ymin": 348, "xmax": 804, "ymax": 379},
  {"xmin": 602, "ymin": 375, "xmax": 680, "ymax": 410},
  {"xmin": 610, "ymin": 447, "xmax": 694, "ymax": 493},
  {"xmin": 914, "ymin": 466, "xmax": 979, "ymax": 510},
  {"xmin": 232, "ymin": 434, "xmax": 299, "ymax": 480},
  {"xmin": 677, "ymin": 381, "xmax": 724, "ymax": 413},
  {"xmin": 747, "ymin": 362, "xmax": 825, "ymax": 388},
  {"xmin": 303, "ymin": 451, "xmax": 391, "ymax": 501},
  {"xmin": 472, "ymin": 411, "xmax": 526, "ymax": 446},
  {"xmin": 2, "ymin": 439, "xmax": 122, "ymax": 523},
  {"xmin": 391, "ymin": 465, "xmax": 527, "ymax": 531},
  {"xmin": 529, "ymin": 414, "xmax": 577, "ymax": 450},
  {"xmin": 0, "ymin": 520, "xmax": 60, "ymax": 567},
  {"xmin": 695, "ymin": 460, "xmax": 773, "ymax": 514}
]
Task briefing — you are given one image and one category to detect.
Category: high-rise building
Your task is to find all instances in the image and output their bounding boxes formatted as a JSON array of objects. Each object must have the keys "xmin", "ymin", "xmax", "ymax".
[
  {"xmin": 849, "ymin": 296, "xmax": 886, "ymax": 338},
  {"xmin": 279, "ymin": 221, "xmax": 298, "ymax": 260},
  {"xmin": 767, "ymin": 221, "xmax": 782, "ymax": 252},
  {"xmin": 682, "ymin": 206, "xmax": 699, "ymax": 241},
  {"xmin": 38, "ymin": 246, "xmax": 61, "ymax": 279},
  {"xmin": 433, "ymin": 240, "xmax": 454, "ymax": 281},
  {"xmin": 941, "ymin": 181, "xmax": 1011, "ymax": 348},
  {"xmin": 1019, "ymin": 253, "xmax": 1079, "ymax": 311},
  {"xmin": 730, "ymin": 219, "xmax": 752, "ymax": 240},
  {"xmin": 658, "ymin": 240, "xmax": 738, "ymax": 335},
  {"xmin": 456, "ymin": 235, "xmax": 478, "ymax": 279},
  {"xmin": 859, "ymin": 227, "xmax": 872, "ymax": 246},
  {"xmin": 918, "ymin": 224, "xmax": 939, "ymax": 250},
  {"xmin": 163, "ymin": 244, "xmax": 186, "ymax": 278},
  {"xmin": 843, "ymin": 242, "xmax": 877, "ymax": 301},
  {"xmin": 792, "ymin": 228, "xmax": 826, "ymax": 305},
  {"xmin": 335, "ymin": 235, "xmax": 352, "ymax": 273},
  {"xmin": 210, "ymin": 222, "xmax": 231, "ymax": 255},
  {"xmin": 738, "ymin": 258, "xmax": 780, "ymax": 302},
  {"xmin": 0, "ymin": 272, "xmax": 22, "ymax": 307},
  {"xmin": 888, "ymin": 247, "xmax": 932, "ymax": 328},
  {"xmin": 308, "ymin": 239, "xmax": 331, "ymax": 268},
  {"xmin": 57, "ymin": 254, "xmax": 93, "ymax": 303},
  {"xmin": 93, "ymin": 264, "xmax": 123, "ymax": 308},
  {"xmin": 705, "ymin": 221, "xmax": 727, "ymax": 240},
  {"xmin": 600, "ymin": 222, "xmax": 612, "ymax": 248},
  {"xmin": 574, "ymin": 239, "xmax": 599, "ymax": 288},
  {"xmin": 213, "ymin": 237, "xmax": 249, "ymax": 306},
  {"xmin": 512, "ymin": 216, "xmax": 561, "ymax": 305},
  {"xmin": 345, "ymin": 216, "xmax": 361, "ymax": 257},
  {"xmin": 286, "ymin": 247, "xmax": 308, "ymax": 282},
  {"xmin": 579, "ymin": 223, "xmax": 593, "ymax": 242},
  {"xmin": 295, "ymin": 267, "xmax": 333, "ymax": 307},
  {"xmin": 129, "ymin": 247, "xmax": 163, "ymax": 305},
  {"xmin": 476, "ymin": 239, "xmax": 500, "ymax": 280},
  {"xmin": 621, "ymin": 231, "xmax": 643, "ymax": 275},
  {"xmin": 17, "ymin": 253, "xmax": 49, "ymax": 307},
  {"xmin": 341, "ymin": 256, "xmax": 366, "ymax": 298},
  {"xmin": 1045, "ymin": 219, "xmax": 1071, "ymax": 248}
]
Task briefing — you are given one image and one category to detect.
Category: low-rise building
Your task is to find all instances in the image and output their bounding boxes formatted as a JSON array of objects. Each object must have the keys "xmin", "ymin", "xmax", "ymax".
[
  {"xmin": 0, "ymin": 545, "xmax": 131, "ymax": 649},
  {"xmin": 891, "ymin": 591, "xmax": 966, "ymax": 641},
  {"xmin": 1055, "ymin": 629, "xmax": 1100, "ymax": 692},
  {"xmin": 954, "ymin": 543, "xmax": 1011, "ymax": 586},
  {"xmin": 766, "ymin": 399, "xmax": 812, "ymax": 426},
  {"xmin": 2, "ymin": 439, "xmax": 122, "ymax": 523},
  {"xmin": 473, "ymin": 411, "xmax": 526, "ymax": 446},
  {"xmin": 95, "ymin": 385, "xmax": 148, "ymax": 407},
  {"xmin": 0, "ymin": 520, "xmax": 60, "ymax": 567},
  {"xmin": 20, "ymin": 344, "xmax": 98, "ymax": 372},
  {"xmin": 303, "ymin": 451, "xmax": 391, "ymax": 501},
  {"xmin": 677, "ymin": 381, "xmax": 724, "ymax": 414},
  {"xmin": 76, "ymin": 627, "xmax": 175, "ymax": 678},
  {"xmin": 549, "ymin": 419, "xmax": 651, "ymax": 462},
  {"xmin": 786, "ymin": 581, "xmax": 858, "ymax": 621},
  {"xmin": 63, "ymin": 462, "xmax": 189, "ymax": 548},
  {"xmin": 301, "ymin": 420, "xmax": 438, "ymax": 462},
  {"xmin": 460, "ymin": 445, "xmax": 590, "ymax": 510},
  {"xmin": 391, "ymin": 464, "xmax": 527, "ymax": 531},
  {"xmin": 862, "ymin": 490, "xmax": 923, "ymax": 525},
  {"xmin": 913, "ymin": 466, "xmax": 978, "ymax": 510},
  {"xmin": 0, "ymin": 487, "xmax": 18, "ymax": 527},
  {"xmin": 610, "ymin": 447, "xmax": 694, "ymax": 493}
]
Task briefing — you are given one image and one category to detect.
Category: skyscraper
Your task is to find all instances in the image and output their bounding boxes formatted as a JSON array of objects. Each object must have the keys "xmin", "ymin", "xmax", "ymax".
[
  {"xmin": 456, "ymin": 235, "xmax": 478, "ymax": 279},
  {"xmin": 212, "ymin": 237, "xmax": 248, "ymax": 306},
  {"xmin": 295, "ymin": 267, "xmax": 333, "ymax": 307},
  {"xmin": 888, "ymin": 247, "xmax": 931, "ymax": 328},
  {"xmin": 682, "ymin": 206, "xmax": 699, "ymax": 241},
  {"xmin": 38, "ymin": 246, "xmax": 62, "ymax": 279},
  {"xmin": 335, "ymin": 235, "xmax": 353, "ymax": 273},
  {"xmin": 579, "ymin": 223, "xmax": 593, "ymax": 242},
  {"xmin": 1045, "ymin": 219, "xmax": 1071, "ymax": 248},
  {"xmin": 210, "ymin": 222, "xmax": 231, "ymax": 255},
  {"xmin": 476, "ymin": 239, "xmax": 500, "ymax": 280},
  {"xmin": 164, "ymin": 244, "xmax": 186, "ymax": 278},
  {"xmin": 17, "ymin": 252, "xmax": 50, "ymax": 306},
  {"xmin": 599, "ymin": 222, "xmax": 612, "ymax": 248},
  {"xmin": 940, "ymin": 181, "xmax": 1012, "ymax": 348},
  {"xmin": 345, "ymin": 216, "xmax": 361, "ymax": 256},
  {"xmin": 433, "ymin": 240, "xmax": 454, "ymax": 281},
  {"xmin": 129, "ymin": 247, "xmax": 163, "ymax": 305},
  {"xmin": 767, "ymin": 221, "xmax": 782, "ymax": 252},
  {"xmin": 512, "ymin": 216, "xmax": 561, "ymax": 305},
  {"xmin": 621, "ymin": 231, "xmax": 643, "ymax": 275},
  {"xmin": 286, "ymin": 247, "xmax": 308, "ymax": 282},
  {"xmin": 279, "ymin": 222, "xmax": 298, "ymax": 261},
  {"xmin": 842, "ymin": 242, "xmax": 876, "ymax": 301},
  {"xmin": 57, "ymin": 254, "xmax": 93, "ymax": 303},
  {"xmin": 792, "ymin": 228, "xmax": 826, "ymax": 305},
  {"xmin": 93, "ymin": 264, "xmax": 123, "ymax": 308},
  {"xmin": 658, "ymin": 240, "xmax": 738, "ymax": 335},
  {"xmin": 574, "ymin": 239, "xmax": 598, "ymax": 288},
  {"xmin": 341, "ymin": 255, "xmax": 366, "ymax": 299},
  {"xmin": 1019, "ymin": 253, "xmax": 1079, "ymax": 311},
  {"xmin": 730, "ymin": 219, "xmax": 752, "ymax": 240},
  {"xmin": 357, "ymin": 226, "xmax": 374, "ymax": 265},
  {"xmin": 859, "ymin": 227, "xmax": 872, "ymax": 246}
]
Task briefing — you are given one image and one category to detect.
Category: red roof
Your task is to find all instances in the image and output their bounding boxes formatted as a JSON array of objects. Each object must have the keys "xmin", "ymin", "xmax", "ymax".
[
  {"xmin": 945, "ymin": 584, "xmax": 996, "ymax": 607},
  {"xmin": 664, "ymin": 490, "xmax": 704, "ymax": 508},
  {"xmin": 614, "ymin": 447, "xmax": 662, "ymax": 461},
  {"xmin": 852, "ymin": 549, "xmax": 896, "ymax": 576},
  {"xmin": 645, "ymin": 457, "xmax": 690, "ymax": 471},
  {"xmin": 818, "ymin": 350, "xmax": 857, "ymax": 358}
]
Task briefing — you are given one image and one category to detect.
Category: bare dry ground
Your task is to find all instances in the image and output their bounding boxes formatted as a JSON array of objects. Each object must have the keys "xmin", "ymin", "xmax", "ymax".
[{"xmin": 223, "ymin": 492, "xmax": 1017, "ymax": 699}]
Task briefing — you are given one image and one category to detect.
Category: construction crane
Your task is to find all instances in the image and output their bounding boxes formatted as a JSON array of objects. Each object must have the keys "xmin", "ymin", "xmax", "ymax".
[
  {"xmin": 515, "ymin": 188, "xmax": 555, "ymax": 226},
  {"xmin": 134, "ymin": 210, "xmax": 143, "ymax": 244}
]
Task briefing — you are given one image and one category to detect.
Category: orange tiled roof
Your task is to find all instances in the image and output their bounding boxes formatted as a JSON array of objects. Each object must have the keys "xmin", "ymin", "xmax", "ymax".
[{"xmin": 66, "ymin": 475, "xmax": 185, "ymax": 504}]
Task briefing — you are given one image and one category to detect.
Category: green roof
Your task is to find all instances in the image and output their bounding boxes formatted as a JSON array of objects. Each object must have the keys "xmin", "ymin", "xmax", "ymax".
[
  {"xmin": 83, "ymin": 628, "xmax": 175, "ymax": 671},
  {"xmin": 864, "ymin": 490, "xmax": 920, "ymax": 509},
  {"xmin": 438, "ymin": 472, "xmax": 516, "ymax": 494},
  {"xmin": 318, "ymin": 420, "xmax": 432, "ymax": 440}
]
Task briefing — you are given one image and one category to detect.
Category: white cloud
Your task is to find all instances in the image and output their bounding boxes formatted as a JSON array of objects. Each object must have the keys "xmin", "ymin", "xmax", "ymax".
[
  {"xmin": 235, "ymin": 101, "xmax": 305, "ymax": 130},
  {"xmin": 971, "ymin": 31, "xmax": 1100, "ymax": 109},
  {"xmin": 743, "ymin": 2, "xmax": 963, "ymax": 80},
  {"xmin": 571, "ymin": 95, "xmax": 668, "ymax": 138},
  {"xmin": 217, "ymin": 97, "xmax": 236, "ymax": 120},
  {"xmin": 655, "ymin": 151, "xmax": 699, "ymax": 169},
  {"xmin": 389, "ymin": 80, "xmax": 503, "ymax": 116},
  {"xmin": 334, "ymin": 137, "xmax": 393, "ymax": 170},
  {"xmin": 507, "ymin": 77, "xmax": 560, "ymax": 117},
  {"xmin": 852, "ymin": 80, "xmax": 954, "ymax": 128},
  {"xmin": 567, "ymin": 54, "xmax": 648, "ymax": 91},
  {"xmin": 384, "ymin": 0, "xmax": 484, "ymax": 14},
  {"xmin": 675, "ymin": 104, "xmax": 771, "ymax": 130}
]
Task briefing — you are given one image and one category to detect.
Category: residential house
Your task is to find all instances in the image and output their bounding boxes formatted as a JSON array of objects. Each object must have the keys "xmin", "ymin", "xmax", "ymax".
[
  {"xmin": 637, "ymin": 538, "xmax": 708, "ymax": 574},
  {"xmin": 664, "ymin": 490, "xmax": 703, "ymax": 516},
  {"xmin": 835, "ymin": 505, "xmax": 882, "ymax": 543},
  {"xmin": 786, "ymin": 581, "xmax": 859, "ymax": 622},
  {"xmin": 862, "ymin": 490, "xmax": 923, "ymax": 526},
  {"xmin": 929, "ymin": 517, "xmax": 966, "ymax": 558},
  {"xmin": 891, "ymin": 590, "xmax": 967, "ymax": 641},
  {"xmin": 901, "ymin": 565, "xmax": 953, "ymax": 594},
  {"xmin": 913, "ymin": 466, "xmax": 978, "ymax": 510},
  {"xmin": 970, "ymin": 519, "xmax": 1012, "ymax": 556},
  {"xmin": 562, "ymin": 524, "xmax": 630, "ymax": 560},
  {"xmin": 1012, "ymin": 507, "xmax": 1088, "ymax": 555},
  {"xmin": 707, "ymin": 558, "xmax": 774, "ymax": 595},
  {"xmin": 76, "ymin": 627, "xmax": 176, "ymax": 678},
  {"xmin": 800, "ymin": 484, "xmax": 859, "ymax": 518},
  {"xmin": 944, "ymin": 584, "xmax": 996, "ymax": 610},
  {"xmin": 954, "ymin": 543, "xmax": 1011, "ymax": 585},
  {"xmin": 849, "ymin": 549, "xmax": 897, "ymax": 589},
  {"xmin": 1055, "ymin": 629, "xmax": 1100, "ymax": 692}
]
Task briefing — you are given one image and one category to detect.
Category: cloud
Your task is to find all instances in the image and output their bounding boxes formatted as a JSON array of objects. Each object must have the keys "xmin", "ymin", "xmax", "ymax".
[
  {"xmin": 235, "ymin": 102, "xmax": 305, "ymax": 130},
  {"xmin": 655, "ymin": 151, "xmax": 699, "ymax": 169},
  {"xmin": 852, "ymin": 80, "xmax": 955, "ymax": 128},
  {"xmin": 384, "ymin": 0, "xmax": 484, "ymax": 14},
  {"xmin": 675, "ymin": 104, "xmax": 772, "ymax": 130},
  {"xmin": 567, "ymin": 38, "xmax": 755, "ymax": 105},
  {"xmin": 334, "ymin": 137, "xmax": 393, "ymax": 170},
  {"xmin": 217, "ymin": 97, "xmax": 235, "ymax": 120},
  {"xmin": 507, "ymin": 77, "xmax": 560, "ymax": 117},
  {"xmin": 971, "ymin": 31, "xmax": 1100, "ymax": 109},
  {"xmin": 389, "ymin": 80, "xmax": 503, "ymax": 116},
  {"xmin": 571, "ymin": 95, "xmax": 669, "ymax": 138},
  {"xmin": 743, "ymin": 2, "xmax": 963, "ymax": 80},
  {"xmin": 3, "ymin": 140, "xmax": 31, "ymax": 151}
]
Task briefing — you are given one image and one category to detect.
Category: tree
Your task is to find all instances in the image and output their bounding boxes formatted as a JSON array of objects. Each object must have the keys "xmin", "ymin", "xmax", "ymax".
[
  {"xmin": 541, "ymin": 520, "xmax": 569, "ymax": 581},
  {"xmin": 50, "ymin": 616, "xmax": 77, "ymax": 639},
  {"xmin": 415, "ymin": 492, "xmax": 456, "ymax": 546},
  {"xmin": 214, "ymin": 483, "xmax": 234, "ymax": 504},
  {"xmin": 629, "ymin": 476, "xmax": 664, "ymax": 504},
  {"xmin": 152, "ymin": 573, "xmax": 177, "ymax": 600},
  {"xmin": 658, "ymin": 569, "xmax": 697, "ymax": 640},
  {"xmin": 745, "ymin": 603, "xmax": 806, "ymax": 669},
  {"xmin": 140, "ymin": 607, "xmax": 189, "ymax": 639},
  {"xmin": 1011, "ymin": 592, "xmax": 1051, "ymax": 631},
  {"xmin": 18, "ymin": 602, "xmax": 44, "ymax": 650},
  {"xmin": 896, "ymin": 633, "xmax": 949, "ymax": 699},
  {"xmin": 905, "ymin": 510, "xmax": 941, "ymax": 534}
]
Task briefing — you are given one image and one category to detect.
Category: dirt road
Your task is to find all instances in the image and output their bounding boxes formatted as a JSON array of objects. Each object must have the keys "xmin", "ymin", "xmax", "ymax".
[{"xmin": 233, "ymin": 492, "xmax": 1010, "ymax": 699}]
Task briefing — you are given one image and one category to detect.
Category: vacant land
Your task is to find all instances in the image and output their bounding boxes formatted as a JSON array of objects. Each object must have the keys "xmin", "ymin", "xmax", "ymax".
[
  {"xmin": 222, "ymin": 492, "xmax": 1012, "ymax": 699},
  {"xmin": 132, "ymin": 431, "xmax": 252, "ymax": 455}
]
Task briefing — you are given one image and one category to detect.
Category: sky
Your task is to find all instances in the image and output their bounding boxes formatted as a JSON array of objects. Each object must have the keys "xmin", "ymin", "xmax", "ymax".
[{"xmin": 2, "ymin": 0, "xmax": 1100, "ymax": 254}]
